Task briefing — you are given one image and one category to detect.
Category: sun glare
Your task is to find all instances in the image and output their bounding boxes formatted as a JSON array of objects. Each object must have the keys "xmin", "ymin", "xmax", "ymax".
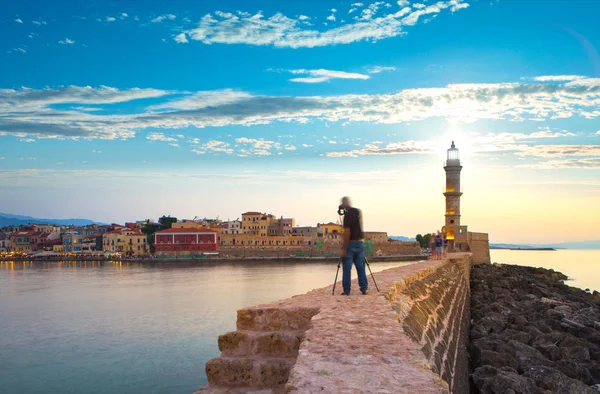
[{"xmin": 434, "ymin": 124, "xmax": 475, "ymax": 161}]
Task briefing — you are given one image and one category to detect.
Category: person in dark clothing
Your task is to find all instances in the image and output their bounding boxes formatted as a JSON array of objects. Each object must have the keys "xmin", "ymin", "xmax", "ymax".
[{"xmin": 339, "ymin": 196, "xmax": 368, "ymax": 295}]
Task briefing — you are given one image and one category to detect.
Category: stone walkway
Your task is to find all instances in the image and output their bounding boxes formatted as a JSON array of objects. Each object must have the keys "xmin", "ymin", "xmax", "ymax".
[{"xmin": 199, "ymin": 257, "xmax": 458, "ymax": 394}]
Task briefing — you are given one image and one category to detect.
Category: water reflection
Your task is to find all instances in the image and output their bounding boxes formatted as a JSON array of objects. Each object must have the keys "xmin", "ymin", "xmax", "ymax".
[{"xmin": 0, "ymin": 259, "xmax": 416, "ymax": 394}]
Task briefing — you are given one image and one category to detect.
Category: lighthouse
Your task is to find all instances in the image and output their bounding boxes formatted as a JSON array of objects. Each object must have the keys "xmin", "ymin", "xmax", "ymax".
[{"xmin": 443, "ymin": 141, "xmax": 462, "ymax": 252}]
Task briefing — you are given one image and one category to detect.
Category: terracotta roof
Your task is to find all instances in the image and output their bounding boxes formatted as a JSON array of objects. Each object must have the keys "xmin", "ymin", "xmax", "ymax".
[
  {"xmin": 155, "ymin": 228, "xmax": 218, "ymax": 234},
  {"xmin": 241, "ymin": 211, "xmax": 263, "ymax": 215}
]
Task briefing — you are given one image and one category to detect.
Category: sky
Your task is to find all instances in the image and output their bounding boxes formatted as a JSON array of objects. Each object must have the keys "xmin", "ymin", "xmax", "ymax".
[{"xmin": 1, "ymin": 0, "xmax": 599, "ymax": 244}]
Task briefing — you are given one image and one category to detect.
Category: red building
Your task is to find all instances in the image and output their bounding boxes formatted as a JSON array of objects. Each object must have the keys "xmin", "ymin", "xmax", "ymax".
[{"xmin": 154, "ymin": 228, "xmax": 218, "ymax": 257}]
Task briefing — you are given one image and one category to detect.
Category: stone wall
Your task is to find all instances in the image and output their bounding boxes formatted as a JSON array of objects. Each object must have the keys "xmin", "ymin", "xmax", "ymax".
[
  {"xmin": 468, "ymin": 232, "xmax": 490, "ymax": 264},
  {"xmin": 197, "ymin": 254, "xmax": 473, "ymax": 394},
  {"xmin": 217, "ymin": 240, "xmax": 421, "ymax": 259},
  {"xmin": 386, "ymin": 255, "xmax": 473, "ymax": 393}
]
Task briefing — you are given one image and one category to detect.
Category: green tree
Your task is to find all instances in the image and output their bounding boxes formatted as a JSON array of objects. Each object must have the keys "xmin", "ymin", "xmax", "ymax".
[
  {"xmin": 141, "ymin": 217, "xmax": 176, "ymax": 254},
  {"xmin": 158, "ymin": 216, "xmax": 177, "ymax": 229},
  {"xmin": 416, "ymin": 234, "xmax": 424, "ymax": 248},
  {"xmin": 423, "ymin": 233, "xmax": 432, "ymax": 249}
]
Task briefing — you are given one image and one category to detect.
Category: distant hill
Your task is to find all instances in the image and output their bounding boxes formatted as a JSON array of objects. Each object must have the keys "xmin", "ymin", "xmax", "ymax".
[
  {"xmin": 389, "ymin": 236, "xmax": 416, "ymax": 242},
  {"xmin": 0, "ymin": 212, "xmax": 103, "ymax": 228},
  {"xmin": 491, "ymin": 240, "xmax": 600, "ymax": 250}
]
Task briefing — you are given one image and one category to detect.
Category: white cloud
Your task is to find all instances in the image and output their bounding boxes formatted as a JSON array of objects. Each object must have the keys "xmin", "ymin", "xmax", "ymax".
[
  {"xmin": 352, "ymin": 3, "xmax": 365, "ymax": 6},
  {"xmin": 15, "ymin": 18, "xmax": 23, "ymax": 23},
  {"xmin": 120, "ymin": 13, "xmax": 129, "ymax": 19},
  {"xmin": 32, "ymin": 20, "xmax": 46, "ymax": 26},
  {"xmin": 1, "ymin": 76, "xmax": 599, "ymax": 141},
  {"xmin": 183, "ymin": 1, "xmax": 468, "ymax": 48},
  {"xmin": 533, "ymin": 75, "xmax": 585, "ymax": 82},
  {"xmin": 58, "ymin": 38, "xmax": 75, "ymax": 45},
  {"xmin": 327, "ymin": 140, "xmax": 433, "ymax": 157},
  {"xmin": 298, "ymin": 15, "xmax": 310, "ymax": 21},
  {"xmin": 105, "ymin": 17, "xmax": 116, "ymax": 22},
  {"xmin": 302, "ymin": 144, "xmax": 313, "ymax": 148},
  {"xmin": 284, "ymin": 144, "xmax": 297, "ymax": 151},
  {"xmin": 147, "ymin": 132, "xmax": 177, "ymax": 142},
  {"xmin": 515, "ymin": 145, "xmax": 600, "ymax": 158},
  {"xmin": 327, "ymin": 14, "xmax": 336, "ymax": 22},
  {"xmin": 20, "ymin": 138, "xmax": 35, "ymax": 143},
  {"xmin": 287, "ymin": 68, "xmax": 370, "ymax": 83},
  {"xmin": 174, "ymin": 33, "xmax": 188, "ymax": 43},
  {"xmin": 152, "ymin": 14, "xmax": 176, "ymax": 23},
  {"xmin": 397, "ymin": 0, "xmax": 410, "ymax": 6},
  {"xmin": 11, "ymin": 48, "xmax": 27, "ymax": 53},
  {"xmin": 523, "ymin": 158, "xmax": 600, "ymax": 169},
  {"xmin": 366, "ymin": 65, "xmax": 396, "ymax": 74},
  {"xmin": 28, "ymin": 32, "xmax": 38, "ymax": 38},
  {"xmin": 596, "ymin": 130, "xmax": 600, "ymax": 136}
]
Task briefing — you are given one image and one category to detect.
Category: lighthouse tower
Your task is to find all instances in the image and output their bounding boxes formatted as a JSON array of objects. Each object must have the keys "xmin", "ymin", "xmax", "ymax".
[{"xmin": 443, "ymin": 141, "xmax": 462, "ymax": 251}]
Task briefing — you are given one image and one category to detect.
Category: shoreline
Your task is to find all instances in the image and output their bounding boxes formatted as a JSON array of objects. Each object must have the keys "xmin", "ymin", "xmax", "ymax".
[{"xmin": 0, "ymin": 254, "xmax": 426, "ymax": 263}]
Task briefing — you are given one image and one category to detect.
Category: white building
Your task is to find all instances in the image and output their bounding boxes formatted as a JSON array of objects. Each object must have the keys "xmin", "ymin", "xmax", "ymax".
[
  {"xmin": 0, "ymin": 234, "xmax": 11, "ymax": 252},
  {"xmin": 221, "ymin": 220, "xmax": 242, "ymax": 235}
]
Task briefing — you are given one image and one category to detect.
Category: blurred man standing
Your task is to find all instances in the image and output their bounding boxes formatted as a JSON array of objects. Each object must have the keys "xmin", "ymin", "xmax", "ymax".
[{"xmin": 339, "ymin": 197, "xmax": 369, "ymax": 295}]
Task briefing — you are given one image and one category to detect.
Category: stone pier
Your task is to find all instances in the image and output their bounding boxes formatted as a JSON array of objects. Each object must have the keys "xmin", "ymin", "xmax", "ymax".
[{"xmin": 196, "ymin": 254, "xmax": 474, "ymax": 394}]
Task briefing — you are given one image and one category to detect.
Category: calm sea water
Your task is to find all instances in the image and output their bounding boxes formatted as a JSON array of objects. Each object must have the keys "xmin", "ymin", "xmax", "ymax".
[
  {"xmin": 491, "ymin": 249, "xmax": 600, "ymax": 292},
  {"xmin": 0, "ymin": 260, "xmax": 418, "ymax": 394}
]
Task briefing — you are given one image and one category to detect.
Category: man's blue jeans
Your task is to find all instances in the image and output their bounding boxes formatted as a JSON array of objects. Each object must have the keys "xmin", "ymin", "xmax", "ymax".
[{"xmin": 342, "ymin": 241, "xmax": 368, "ymax": 294}]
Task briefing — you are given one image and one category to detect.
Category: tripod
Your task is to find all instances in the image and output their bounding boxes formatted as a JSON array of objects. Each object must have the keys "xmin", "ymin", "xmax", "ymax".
[{"xmin": 332, "ymin": 256, "xmax": 380, "ymax": 295}]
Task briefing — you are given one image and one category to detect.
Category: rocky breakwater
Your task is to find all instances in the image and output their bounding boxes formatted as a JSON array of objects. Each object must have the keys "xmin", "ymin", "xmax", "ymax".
[{"xmin": 470, "ymin": 263, "xmax": 600, "ymax": 393}]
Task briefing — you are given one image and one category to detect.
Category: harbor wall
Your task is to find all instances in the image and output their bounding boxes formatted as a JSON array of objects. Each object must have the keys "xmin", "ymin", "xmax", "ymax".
[{"xmin": 196, "ymin": 254, "xmax": 473, "ymax": 393}]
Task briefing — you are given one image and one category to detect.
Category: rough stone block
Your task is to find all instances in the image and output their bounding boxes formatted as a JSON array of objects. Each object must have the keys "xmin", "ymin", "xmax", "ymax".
[
  {"xmin": 259, "ymin": 359, "xmax": 294, "ymax": 387},
  {"xmin": 256, "ymin": 332, "xmax": 302, "ymax": 356},
  {"xmin": 218, "ymin": 331, "xmax": 250, "ymax": 354},
  {"xmin": 237, "ymin": 308, "xmax": 318, "ymax": 331},
  {"xmin": 206, "ymin": 358, "xmax": 255, "ymax": 387}
]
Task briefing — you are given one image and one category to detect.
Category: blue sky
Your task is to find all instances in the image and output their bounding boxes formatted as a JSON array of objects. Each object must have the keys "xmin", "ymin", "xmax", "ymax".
[{"xmin": 1, "ymin": 0, "xmax": 599, "ymax": 243}]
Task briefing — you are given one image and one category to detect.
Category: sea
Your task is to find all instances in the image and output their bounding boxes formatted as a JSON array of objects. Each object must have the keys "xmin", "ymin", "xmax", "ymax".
[{"xmin": 0, "ymin": 250, "xmax": 598, "ymax": 394}]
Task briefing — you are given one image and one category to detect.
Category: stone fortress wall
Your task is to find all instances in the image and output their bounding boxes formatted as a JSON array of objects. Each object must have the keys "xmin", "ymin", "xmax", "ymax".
[{"xmin": 197, "ymin": 253, "xmax": 479, "ymax": 394}]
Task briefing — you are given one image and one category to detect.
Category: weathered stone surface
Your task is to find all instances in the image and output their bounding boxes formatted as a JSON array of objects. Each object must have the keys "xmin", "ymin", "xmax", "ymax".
[
  {"xmin": 523, "ymin": 366, "xmax": 597, "ymax": 394},
  {"xmin": 471, "ymin": 366, "xmax": 541, "ymax": 394},
  {"xmin": 259, "ymin": 360, "xmax": 294, "ymax": 387},
  {"xmin": 205, "ymin": 358, "xmax": 254, "ymax": 387},
  {"xmin": 199, "ymin": 255, "xmax": 473, "ymax": 394},
  {"xmin": 470, "ymin": 263, "xmax": 600, "ymax": 393}
]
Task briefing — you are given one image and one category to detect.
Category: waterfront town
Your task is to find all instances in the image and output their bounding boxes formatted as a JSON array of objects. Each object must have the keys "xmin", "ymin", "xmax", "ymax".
[
  {"xmin": 0, "ymin": 212, "xmax": 415, "ymax": 260},
  {"xmin": 0, "ymin": 143, "xmax": 485, "ymax": 261}
]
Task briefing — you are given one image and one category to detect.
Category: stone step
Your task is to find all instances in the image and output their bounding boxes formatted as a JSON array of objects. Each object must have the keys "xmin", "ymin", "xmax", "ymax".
[
  {"xmin": 236, "ymin": 307, "xmax": 319, "ymax": 331},
  {"xmin": 206, "ymin": 357, "xmax": 295, "ymax": 388},
  {"xmin": 219, "ymin": 330, "xmax": 303, "ymax": 357}
]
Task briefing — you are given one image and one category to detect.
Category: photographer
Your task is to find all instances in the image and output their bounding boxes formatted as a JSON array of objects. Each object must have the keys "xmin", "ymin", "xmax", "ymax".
[{"xmin": 339, "ymin": 197, "xmax": 369, "ymax": 296}]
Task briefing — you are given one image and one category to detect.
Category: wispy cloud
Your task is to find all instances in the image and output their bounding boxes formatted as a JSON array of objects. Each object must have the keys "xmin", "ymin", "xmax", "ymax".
[
  {"xmin": 58, "ymin": 38, "xmax": 75, "ymax": 45},
  {"xmin": 515, "ymin": 145, "xmax": 600, "ymax": 158},
  {"xmin": 152, "ymin": 14, "xmax": 176, "ymax": 23},
  {"xmin": 532, "ymin": 75, "xmax": 586, "ymax": 82},
  {"xmin": 366, "ymin": 65, "xmax": 396, "ymax": 74},
  {"xmin": 15, "ymin": 18, "xmax": 23, "ymax": 24},
  {"xmin": 327, "ymin": 140, "xmax": 433, "ymax": 157},
  {"xmin": 1, "ymin": 76, "xmax": 599, "ymax": 141},
  {"xmin": 183, "ymin": 1, "xmax": 469, "ymax": 48},
  {"xmin": 146, "ymin": 132, "xmax": 178, "ymax": 142},
  {"xmin": 105, "ymin": 17, "xmax": 116, "ymax": 22},
  {"xmin": 523, "ymin": 158, "xmax": 600, "ymax": 169},
  {"xmin": 32, "ymin": 20, "xmax": 47, "ymax": 26},
  {"xmin": 286, "ymin": 68, "xmax": 370, "ymax": 83}
]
